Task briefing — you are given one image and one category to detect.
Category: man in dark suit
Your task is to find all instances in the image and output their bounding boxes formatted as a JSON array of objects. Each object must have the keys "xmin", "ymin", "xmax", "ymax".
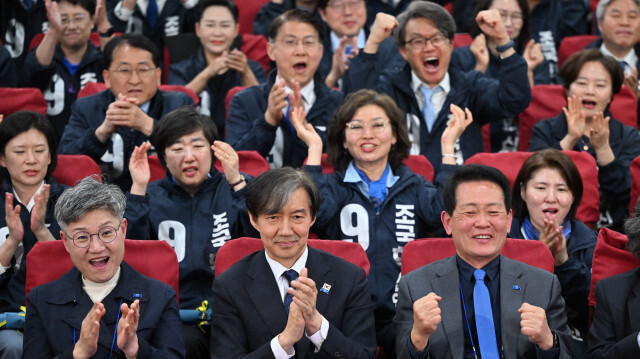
[
  {"xmin": 210, "ymin": 167, "xmax": 377, "ymax": 359},
  {"xmin": 394, "ymin": 165, "xmax": 572, "ymax": 359},
  {"xmin": 587, "ymin": 202, "xmax": 640, "ymax": 358}
]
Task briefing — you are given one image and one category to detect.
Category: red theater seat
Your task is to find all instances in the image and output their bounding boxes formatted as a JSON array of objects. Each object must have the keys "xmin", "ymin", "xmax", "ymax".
[
  {"xmin": 52, "ymin": 154, "xmax": 102, "ymax": 186},
  {"xmin": 557, "ymin": 35, "xmax": 600, "ymax": 69},
  {"xmin": 213, "ymin": 150, "xmax": 270, "ymax": 177},
  {"xmin": 0, "ymin": 88, "xmax": 47, "ymax": 116},
  {"xmin": 630, "ymin": 155, "xmax": 640, "ymax": 215}
]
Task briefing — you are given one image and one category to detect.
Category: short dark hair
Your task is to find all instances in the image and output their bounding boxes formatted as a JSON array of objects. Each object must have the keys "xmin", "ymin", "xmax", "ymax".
[
  {"xmin": 327, "ymin": 89, "xmax": 410, "ymax": 171},
  {"xmin": 267, "ymin": 8, "xmax": 324, "ymax": 43},
  {"xmin": 154, "ymin": 106, "xmax": 218, "ymax": 168},
  {"xmin": 512, "ymin": 149, "xmax": 583, "ymax": 222},
  {"xmin": 197, "ymin": 0, "xmax": 238, "ymax": 23},
  {"xmin": 246, "ymin": 167, "xmax": 320, "ymax": 219},
  {"xmin": 468, "ymin": 0, "xmax": 530, "ymax": 53},
  {"xmin": 394, "ymin": 1, "xmax": 456, "ymax": 48},
  {"xmin": 561, "ymin": 49, "xmax": 623, "ymax": 100},
  {"xmin": 55, "ymin": 0, "xmax": 96, "ymax": 15},
  {"xmin": 625, "ymin": 200, "xmax": 640, "ymax": 259},
  {"xmin": 103, "ymin": 34, "xmax": 161, "ymax": 68},
  {"xmin": 443, "ymin": 164, "xmax": 511, "ymax": 215},
  {"xmin": 0, "ymin": 111, "xmax": 58, "ymax": 182}
]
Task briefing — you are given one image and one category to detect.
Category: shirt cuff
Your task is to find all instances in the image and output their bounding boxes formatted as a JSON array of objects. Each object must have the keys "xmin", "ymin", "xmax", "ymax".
[
  {"xmin": 182, "ymin": 0, "xmax": 198, "ymax": 9},
  {"xmin": 271, "ymin": 335, "xmax": 294, "ymax": 359},
  {"xmin": 114, "ymin": 1, "xmax": 134, "ymax": 22},
  {"xmin": 306, "ymin": 316, "xmax": 329, "ymax": 352},
  {"xmin": 0, "ymin": 264, "xmax": 8, "ymax": 275},
  {"xmin": 407, "ymin": 335, "xmax": 429, "ymax": 359}
]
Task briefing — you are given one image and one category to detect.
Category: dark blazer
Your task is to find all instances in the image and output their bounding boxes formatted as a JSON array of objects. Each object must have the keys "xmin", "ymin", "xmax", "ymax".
[
  {"xmin": 587, "ymin": 267, "xmax": 640, "ymax": 358},
  {"xmin": 394, "ymin": 255, "xmax": 572, "ymax": 359},
  {"xmin": 23, "ymin": 261, "xmax": 185, "ymax": 359},
  {"xmin": 210, "ymin": 246, "xmax": 377, "ymax": 359}
]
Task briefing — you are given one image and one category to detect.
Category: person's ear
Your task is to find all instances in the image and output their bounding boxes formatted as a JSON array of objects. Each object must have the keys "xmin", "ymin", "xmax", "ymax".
[{"xmin": 441, "ymin": 211, "xmax": 452, "ymax": 235}]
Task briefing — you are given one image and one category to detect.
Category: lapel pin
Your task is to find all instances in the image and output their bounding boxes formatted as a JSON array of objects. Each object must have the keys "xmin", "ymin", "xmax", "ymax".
[
  {"xmin": 512, "ymin": 285, "xmax": 521, "ymax": 290},
  {"xmin": 133, "ymin": 293, "xmax": 142, "ymax": 298},
  {"xmin": 320, "ymin": 283, "xmax": 331, "ymax": 294}
]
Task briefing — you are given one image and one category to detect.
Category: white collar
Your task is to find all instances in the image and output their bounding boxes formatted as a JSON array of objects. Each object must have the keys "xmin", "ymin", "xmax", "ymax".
[
  {"xmin": 410, "ymin": 70, "xmax": 451, "ymax": 94},
  {"xmin": 12, "ymin": 180, "xmax": 45, "ymax": 213},
  {"xmin": 265, "ymin": 245, "xmax": 308, "ymax": 280},
  {"xmin": 329, "ymin": 29, "xmax": 366, "ymax": 52},
  {"xmin": 82, "ymin": 266, "xmax": 122, "ymax": 303}
]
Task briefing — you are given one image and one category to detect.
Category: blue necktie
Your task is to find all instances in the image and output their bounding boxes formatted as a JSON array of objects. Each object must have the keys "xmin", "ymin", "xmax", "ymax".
[
  {"xmin": 147, "ymin": 0, "xmax": 158, "ymax": 28},
  {"xmin": 283, "ymin": 269, "xmax": 298, "ymax": 315},
  {"xmin": 474, "ymin": 269, "xmax": 499, "ymax": 359},
  {"xmin": 419, "ymin": 85, "xmax": 436, "ymax": 132}
]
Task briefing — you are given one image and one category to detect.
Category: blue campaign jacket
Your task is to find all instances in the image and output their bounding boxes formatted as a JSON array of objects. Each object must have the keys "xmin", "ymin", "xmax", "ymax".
[
  {"xmin": 23, "ymin": 261, "xmax": 186, "ymax": 358},
  {"xmin": 345, "ymin": 51, "xmax": 531, "ymax": 174},
  {"xmin": 0, "ymin": 178, "xmax": 66, "ymax": 314},
  {"xmin": 304, "ymin": 163, "xmax": 456, "ymax": 313},
  {"xmin": 24, "ymin": 42, "xmax": 104, "ymax": 141},
  {"xmin": 530, "ymin": 112, "xmax": 640, "ymax": 230},
  {"xmin": 168, "ymin": 46, "xmax": 266, "ymax": 137},
  {"xmin": 509, "ymin": 217, "xmax": 596, "ymax": 336},
  {"xmin": 0, "ymin": 0, "xmax": 47, "ymax": 75},
  {"xmin": 0, "ymin": 45, "xmax": 18, "ymax": 87},
  {"xmin": 225, "ymin": 70, "xmax": 343, "ymax": 168},
  {"xmin": 58, "ymin": 89, "xmax": 194, "ymax": 190},
  {"xmin": 124, "ymin": 169, "xmax": 256, "ymax": 310}
]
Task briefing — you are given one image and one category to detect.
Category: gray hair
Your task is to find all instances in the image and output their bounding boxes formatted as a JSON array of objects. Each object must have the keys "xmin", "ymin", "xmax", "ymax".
[
  {"xmin": 54, "ymin": 176, "xmax": 126, "ymax": 230},
  {"xmin": 394, "ymin": 1, "xmax": 456, "ymax": 48},
  {"xmin": 596, "ymin": 0, "xmax": 640, "ymax": 21},
  {"xmin": 625, "ymin": 200, "xmax": 640, "ymax": 260},
  {"xmin": 245, "ymin": 167, "xmax": 319, "ymax": 219}
]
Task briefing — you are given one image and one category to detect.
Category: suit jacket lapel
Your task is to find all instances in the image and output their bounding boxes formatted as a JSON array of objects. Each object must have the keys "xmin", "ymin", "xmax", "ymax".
[
  {"xmin": 246, "ymin": 250, "xmax": 288, "ymax": 339},
  {"xmin": 499, "ymin": 256, "xmax": 526, "ymax": 359},
  {"xmin": 432, "ymin": 257, "xmax": 465, "ymax": 359}
]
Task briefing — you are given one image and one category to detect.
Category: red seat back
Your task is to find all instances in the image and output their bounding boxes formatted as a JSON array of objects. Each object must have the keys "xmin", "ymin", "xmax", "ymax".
[
  {"xmin": 0, "ymin": 88, "xmax": 47, "ymax": 116},
  {"xmin": 148, "ymin": 154, "xmax": 167, "ymax": 183},
  {"xmin": 236, "ymin": 0, "xmax": 270, "ymax": 35},
  {"xmin": 213, "ymin": 150, "xmax": 270, "ymax": 177},
  {"xmin": 518, "ymin": 85, "xmax": 567, "ymax": 151},
  {"xmin": 630, "ymin": 155, "xmax": 640, "ymax": 215},
  {"xmin": 26, "ymin": 239, "xmax": 180, "ymax": 304},
  {"xmin": 588, "ymin": 228, "xmax": 640, "ymax": 306},
  {"xmin": 214, "ymin": 237, "xmax": 370, "ymax": 276},
  {"xmin": 610, "ymin": 85, "xmax": 638, "ymax": 129},
  {"xmin": 453, "ymin": 33, "xmax": 473, "ymax": 48},
  {"xmin": 558, "ymin": 35, "xmax": 600, "ymax": 69},
  {"xmin": 159, "ymin": 84, "xmax": 200, "ymax": 105},
  {"xmin": 241, "ymin": 34, "xmax": 270, "ymax": 74},
  {"xmin": 78, "ymin": 81, "xmax": 108, "ymax": 98},
  {"xmin": 225, "ymin": 85, "xmax": 247, "ymax": 120},
  {"xmin": 402, "ymin": 155, "xmax": 434, "ymax": 182},
  {"xmin": 464, "ymin": 151, "xmax": 600, "ymax": 224},
  {"xmin": 52, "ymin": 154, "xmax": 102, "ymax": 186},
  {"xmin": 400, "ymin": 237, "xmax": 555, "ymax": 275}
]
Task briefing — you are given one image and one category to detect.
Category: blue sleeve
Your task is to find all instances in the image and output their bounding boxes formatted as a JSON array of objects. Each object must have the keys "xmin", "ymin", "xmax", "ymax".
[
  {"xmin": 58, "ymin": 100, "xmax": 110, "ymax": 160},
  {"xmin": 529, "ymin": 119, "xmax": 561, "ymax": 151},
  {"xmin": 598, "ymin": 126, "xmax": 640, "ymax": 195},
  {"xmin": 23, "ymin": 288, "xmax": 75, "ymax": 359},
  {"xmin": 167, "ymin": 61, "xmax": 191, "ymax": 86},
  {"xmin": 343, "ymin": 51, "xmax": 386, "ymax": 94},
  {"xmin": 450, "ymin": 46, "xmax": 475, "ymax": 73},
  {"xmin": 105, "ymin": 0, "xmax": 129, "ymax": 32},
  {"xmin": 136, "ymin": 285, "xmax": 186, "ymax": 358},
  {"xmin": 555, "ymin": 0, "xmax": 590, "ymax": 42},
  {"xmin": 252, "ymin": 2, "xmax": 286, "ymax": 37},
  {"xmin": 23, "ymin": 48, "xmax": 56, "ymax": 90},
  {"xmin": 0, "ymin": 46, "xmax": 18, "ymax": 87},
  {"xmin": 249, "ymin": 60, "xmax": 267, "ymax": 84},
  {"xmin": 124, "ymin": 192, "xmax": 153, "ymax": 241}
]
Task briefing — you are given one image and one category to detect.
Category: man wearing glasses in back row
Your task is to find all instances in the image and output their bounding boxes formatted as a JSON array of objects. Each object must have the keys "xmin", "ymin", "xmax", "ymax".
[{"xmin": 59, "ymin": 33, "xmax": 194, "ymax": 191}]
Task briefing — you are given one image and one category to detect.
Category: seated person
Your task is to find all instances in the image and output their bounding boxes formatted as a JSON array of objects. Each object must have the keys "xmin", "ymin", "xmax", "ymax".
[
  {"xmin": 24, "ymin": 0, "xmax": 112, "ymax": 141},
  {"xmin": 210, "ymin": 167, "xmax": 377, "ymax": 359},
  {"xmin": 316, "ymin": 0, "xmax": 404, "ymax": 90},
  {"xmin": 394, "ymin": 164, "xmax": 572, "ymax": 359},
  {"xmin": 587, "ymin": 201, "xmax": 640, "ymax": 358},
  {"xmin": 106, "ymin": 0, "xmax": 198, "ymax": 54},
  {"xmin": 0, "ymin": 111, "xmax": 65, "ymax": 359},
  {"xmin": 253, "ymin": 0, "xmax": 319, "ymax": 37},
  {"xmin": 226, "ymin": 9, "xmax": 343, "ymax": 169},
  {"xmin": 530, "ymin": 49, "xmax": 640, "ymax": 232},
  {"xmin": 168, "ymin": 0, "xmax": 266, "ymax": 137},
  {"xmin": 345, "ymin": 2, "xmax": 531, "ymax": 174},
  {"xmin": 292, "ymin": 89, "xmax": 471, "ymax": 358},
  {"xmin": 0, "ymin": 0, "xmax": 48, "ymax": 75},
  {"xmin": 125, "ymin": 105, "xmax": 254, "ymax": 359},
  {"xmin": 59, "ymin": 33, "xmax": 194, "ymax": 190},
  {"xmin": 22, "ymin": 176, "xmax": 185, "ymax": 358},
  {"xmin": 511, "ymin": 148, "xmax": 596, "ymax": 354}
]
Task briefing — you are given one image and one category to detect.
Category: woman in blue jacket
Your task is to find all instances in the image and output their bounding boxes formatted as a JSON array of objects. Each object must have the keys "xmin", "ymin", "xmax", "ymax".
[
  {"xmin": 291, "ymin": 89, "xmax": 472, "ymax": 358},
  {"xmin": 510, "ymin": 148, "xmax": 596, "ymax": 355}
]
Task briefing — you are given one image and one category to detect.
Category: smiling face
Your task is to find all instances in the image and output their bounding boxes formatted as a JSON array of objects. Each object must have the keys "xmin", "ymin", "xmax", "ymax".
[
  {"xmin": 442, "ymin": 180, "xmax": 512, "ymax": 268},
  {"xmin": 58, "ymin": 0, "xmax": 93, "ymax": 50},
  {"xmin": 0, "ymin": 128, "xmax": 51, "ymax": 191},
  {"xmin": 196, "ymin": 5, "xmax": 238, "ymax": 57},
  {"xmin": 566, "ymin": 61, "xmax": 613, "ymax": 119},
  {"xmin": 319, "ymin": 0, "xmax": 367, "ymax": 38},
  {"xmin": 103, "ymin": 45, "xmax": 161, "ymax": 105},
  {"xmin": 521, "ymin": 167, "xmax": 573, "ymax": 232},
  {"xmin": 62, "ymin": 209, "xmax": 127, "ymax": 283},
  {"xmin": 489, "ymin": 0, "xmax": 523, "ymax": 40},
  {"xmin": 343, "ymin": 104, "xmax": 397, "ymax": 170},
  {"xmin": 164, "ymin": 130, "xmax": 212, "ymax": 196},
  {"xmin": 399, "ymin": 17, "xmax": 453, "ymax": 88},
  {"xmin": 599, "ymin": 0, "xmax": 640, "ymax": 54},
  {"xmin": 267, "ymin": 20, "xmax": 323, "ymax": 87},
  {"xmin": 250, "ymin": 188, "xmax": 315, "ymax": 268}
]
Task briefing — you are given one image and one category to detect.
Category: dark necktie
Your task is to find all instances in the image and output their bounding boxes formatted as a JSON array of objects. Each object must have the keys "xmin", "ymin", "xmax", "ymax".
[
  {"xmin": 283, "ymin": 269, "xmax": 298, "ymax": 315},
  {"xmin": 147, "ymin": 0, "xmax": 158, "ymax": 28},
  {"xmin": 474, "ymin": 269, "xmax": 499, "ymax": 359}
]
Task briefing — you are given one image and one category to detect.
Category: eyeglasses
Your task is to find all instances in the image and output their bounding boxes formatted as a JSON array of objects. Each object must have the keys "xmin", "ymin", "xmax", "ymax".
[
  {"xmin": 60, "ymin": 13, "xmax": 88, "ymax": 26},
  {"xmin": 405, "ymin": 34, "xmax": 448, "ymax": 50},
  {"xmin": 64, "ymin": 223, "xmax": 121, "ymax": 248},
  {"xmin": 110, "ymin": 65, "xmax": 157, "ymax": 78},
  {"xmin": 498, "ymin": 10, "xmax": 523, "ymax": 25},
  {"xmin": 345, "ymin": 119, "xmax": 390, "ymax": 134},
  {"xmin": 327, "ymin": 0, "xmax": 364, "ymax": 14},
  {"xmin": 276, "ymin": 36, "xmax": 319, "ymax": 49}
]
